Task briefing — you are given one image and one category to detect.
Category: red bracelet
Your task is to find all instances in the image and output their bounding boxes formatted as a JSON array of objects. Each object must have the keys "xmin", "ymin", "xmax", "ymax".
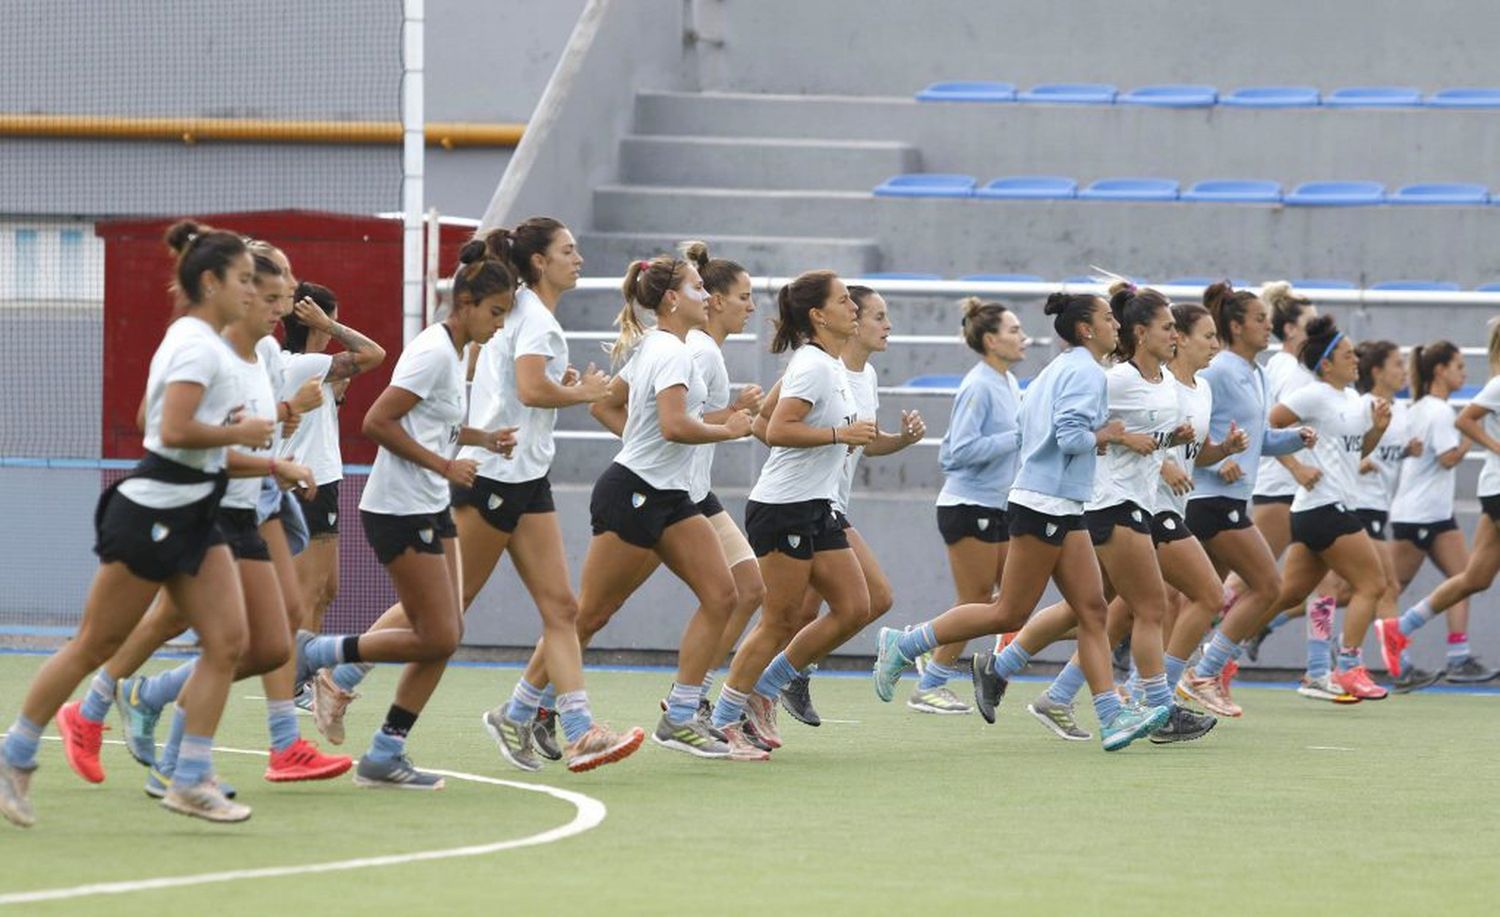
[
  {"xmin": 268, "ymin": 457, "xmax": 277, "ymax": 476},
  {"xmin": 442, "ymin": 459, "xmax": 453, "ymax": 478}
]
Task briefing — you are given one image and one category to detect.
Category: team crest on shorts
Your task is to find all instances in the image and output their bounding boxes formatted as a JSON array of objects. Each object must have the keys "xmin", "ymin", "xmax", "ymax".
[
  {"xmin": 150, "ymin": 523, "xmax": 170, "ymax": 543},
  {"xmin": 1163, "ymin": 517, "xmax": 1176, "ymax": 530},
  {"xmin": 787, "ymin": 534, "xmax": 802, "ymax": 549},
  {"xmin": 1373, "ymin": 520, "xmax": 1383, "ymax": 533},
  {"xmin": 1131, "ymin": 509, "xmax": 1143, "ymax": 523},
  {"xmin": 1044, "ymin": 523, "xmax": 1058, "ymax": 537},
  {"xmin": 631, "ymin": 492, "xmax": 646, "ymax": 509},
  {"xmin": 419, "ymin": 528, "xmax": 434, "ymax": 544},
  {"xmin": 1418, "ymin": 528, "xmax": 1429, "ymax": 540},
  {"xmin": 328, "ymin": 512, "xmax": 337, "ymax": 526},
  {"xmin": 1228, "ymin": 510, "xmax": 1240, "ymax": 523},
  {"xmin": 487, "ymin": 494, "xmax": 503, "ymax": 511},
  {"xmin": 976, "ymin": 517, "xmax": 990, "ymax": 531}
]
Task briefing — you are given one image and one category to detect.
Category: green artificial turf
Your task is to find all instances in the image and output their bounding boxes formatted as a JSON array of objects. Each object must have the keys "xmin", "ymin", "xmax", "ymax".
[{"xmin": 1, "ymin": 653, "xmax": 1497, "ymax": 915}]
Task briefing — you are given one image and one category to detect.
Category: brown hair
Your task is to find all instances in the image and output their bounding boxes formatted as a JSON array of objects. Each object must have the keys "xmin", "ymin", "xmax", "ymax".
[
  {"xmin": 1203, "ymin": 281, "xmax": 1259, "ymax": 346},
  {"xmin": 1410, "ymin": 340, "xmax": 1462, "ymax": 399},
  {"xmin": 1262, "ymin": 280, "xmax": 1314, "ymax": 342},
  {"xmin": 452, "ymin": 237, "xmax": 518, "ymax": 308},
  {"xmin": 613, "ymin": 255, "xmax": 683, "ymax": 364},
  {"xmin": 679, "ymin": 240, "xmax": 747, "ymax": 296},
  {"xmin": 1296, "ymin": 314, "xmax": 1342, "ymax": 374},
  {"xmin": 1108, "ymin": 281, "xmax": 1170, "ymax": 360},
  {"xmin": 770, "ymin": 270, "xmax": 840, "ymax": 353},
  {"xmin": 846, "ymin": 284, "xmax": 880, "ymax": 317},
  {"xmin": 959, "ymin": 296, "xmax": 1010, "ymax": 355},
  {"xmin": 1169, "ymin": 301, "xmax": 1211, "ymax": 338},
  {"xmin": 1043, "ymin": 292, "xmax": 1101, "ymax": 347},
  {"xmin": 284, "ymin": 281, "xmax": 337, "ymax": 353},
  {"xmin": 164, "ymin": 220, "xmax": 247, "ymax": 304},
  {"xmin": 1355, "ymin": 339, "xmax": 1399, "ymax": 394},
  {"xmin": 504, "ymin": 216, "xmax": 567, "ymax": 286}
]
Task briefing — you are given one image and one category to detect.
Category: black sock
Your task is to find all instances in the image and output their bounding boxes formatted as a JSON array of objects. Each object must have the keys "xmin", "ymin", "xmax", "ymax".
[
  {"xmin": 380, "ymin": 704, "xmax": 418, "ymax": 739},
  {"xmin": 341, "ymin": 635, "xmax": 363, "ymax": 664}
]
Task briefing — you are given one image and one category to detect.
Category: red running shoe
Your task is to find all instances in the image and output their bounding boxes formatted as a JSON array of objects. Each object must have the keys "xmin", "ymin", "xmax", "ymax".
[
  {"xmin": 1219, "ymin": 659, "xmax": 1240, "ymax": 703},
  {"xmin": 57, "ymin": 701, "xmax": 105, "ymax": 784},
  {"xmin": 265, "ymin": 737, "xmax": 354, "ymax": 782},
  {"xmin": 1334, "ymin": 665, "xmax": 1389, "ymax": 701},
  {"xmin": 1374, "ymin": 619, "xmax": 1410, "ymax": 678}
]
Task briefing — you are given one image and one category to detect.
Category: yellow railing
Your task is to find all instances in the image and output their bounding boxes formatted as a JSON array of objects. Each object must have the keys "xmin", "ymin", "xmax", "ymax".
[{"xmin": 0, "ymin": 114, "xmax": 523, "ymax": 148}]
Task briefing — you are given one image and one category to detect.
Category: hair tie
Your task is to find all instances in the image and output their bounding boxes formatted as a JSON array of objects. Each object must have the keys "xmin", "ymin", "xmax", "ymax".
[
  {"xmin": 1317, "ymin": 331, "xmax": 1345, "ymax": 369},
  {"xmin": 637, "ymin": 260, "xmax": 650, "ymax": 271}
]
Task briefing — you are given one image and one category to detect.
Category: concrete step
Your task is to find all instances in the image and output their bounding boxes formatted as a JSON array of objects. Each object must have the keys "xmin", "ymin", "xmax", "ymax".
[
  {"xmin": 619, "ymin": 134, "xmax": 919, "ymax": 191},
  {"xmin": 573, "ymin": 230, "xmax": 880, "ymax": 277}
]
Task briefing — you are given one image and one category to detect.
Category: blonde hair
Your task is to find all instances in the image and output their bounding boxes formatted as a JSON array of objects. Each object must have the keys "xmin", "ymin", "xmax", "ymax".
[
  {"xmin": 612, "ymin": 255, "xmax": 681, "ymax": 365},
  {"xmin": 1261, "ymin": 280, "xmax": 1314, "ymax": 342},
  {"xmin": 1488, "ymin": 317, "xmax": 1500, "ymax": 376}
]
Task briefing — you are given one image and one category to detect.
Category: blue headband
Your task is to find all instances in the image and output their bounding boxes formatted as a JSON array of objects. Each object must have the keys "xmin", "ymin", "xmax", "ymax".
[{"xmin": 1317, "ymin": 331, "xmax": 1344, "ymax": 370}]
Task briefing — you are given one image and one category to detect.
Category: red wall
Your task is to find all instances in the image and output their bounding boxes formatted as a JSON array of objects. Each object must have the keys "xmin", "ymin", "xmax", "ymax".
[{"xmin": 96, "ymin": 210, "xmax": 474, "ymax": 464}]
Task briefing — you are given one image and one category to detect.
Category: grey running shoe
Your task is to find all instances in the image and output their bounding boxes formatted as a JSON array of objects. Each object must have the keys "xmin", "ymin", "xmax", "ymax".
[
  {"xmin": 907, "ymin": 686, "xmax": 974, "ymax": 715},
  {"xmin": 970, "ymin": 652, "xmax": 1009, "ymax": 724},
  {"xmin": 532, "ymin": 709, "xmax": 563, "ymax": 761},
  {"xmin": 0, "ymin": 760, "xmax": 36, "ymax": 828},
  {"xmin": 161, "ymin": 779, "xmax": 251, "ymax": 823},
  {"xmin": 482, "ymin": 707, "xmax": 542, "ymax": 772},
  {"xmin": 738, "ymin": 715, "xmax": 774, "ymax": 752},
  {"xmin": 312, "ymin": 669, "xmax": 356, "ymax": 746},
  {"xmin": 1393, "ymin": 666, "xmax": 1443, "ymax": 694},
  {"xmin": 353, "ymin": 754, "xmax": 445, "ymax": 790},
  {"xmin": 293, "ymin": 680, "xmax": 315, "ymax": 713},
  {"xmin": 1242, "ymin": 625, "xmax": 1273, "ymax": 663},
  {"xmin": 1027, "ymin": 694, "xmax": 1091, "ymax": 741},
  {"xmin": 1149, "ymin": 706, "xmax": 1218, "ymax": 744},
  {"xmin": 780, "ymin": 673, "xmax": 821, "ymax": 727},
  {"xmin": 651, "ymin": 714, "xmax": 731, "ymax": 759},
  {"xmin": 1445, "ymin": 655, "xmax": 1499, "ymax": 683},
  {"xmin": 114, "ymin": 675, "xmax": 162, "ymax": 768}
]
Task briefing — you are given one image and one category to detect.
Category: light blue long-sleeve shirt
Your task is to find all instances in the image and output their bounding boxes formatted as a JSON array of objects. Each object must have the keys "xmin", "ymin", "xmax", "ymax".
[
  {"xmin": 1011, "ymin": 346, "xmax": 1108, "ymax": 503},
  {"xmin": 1190, "ymin": 349, "xmax": 1305, "ymax": 501},
  {"xmin": 937, "ymin": 362, "xmax": 1022, "ymax": 508}
]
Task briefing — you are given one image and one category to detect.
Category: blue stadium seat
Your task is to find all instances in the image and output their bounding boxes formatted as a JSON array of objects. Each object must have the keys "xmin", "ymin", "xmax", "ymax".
[
  {"xmin": 974, "ymin": 176, "xmax": 1077, "ymax": 200},
  {"xmin": 1291, "ymin": 278, "xmax": 1358, "ymax": 290},
  {"xmin": 1162, "ymin": 276, "xmax": 1252, "ymax": 289},
  {"xmin": 1284, "ymin": 181, "xmax": 1385, "ymax": 206},
  {"xmin": 1387, "ymin": 183, "xmax": 1490, "ymax": 205},
  {"xmin": 1426, "ymin": 87, "xmax": 1500, "ymax": 108},
  {"xmin": 916, "ymin": 81, "xmax": 1017, "ymax": 102},
  {"xmin": 1180, "ymin": 180, "xmax": 1283, "ymax": 203},
  {"xmin": 1219, "ymin": 86, "xmax": 1321, "ymax": 108},
  {"xmin": 1477, "ymin": 282, "xmax": 1500, "ymax": 292},
  {"xmin": 1370, "ymin": 280, "xmax": 1462, "ymax": 292},
  {"xmin": 1017, "ymin": 83, "xmax": 1118, "ymax": 104},
  {"xmin": 1077, "ymin": 178, "xmax": 1180, "ymax": 201},
  {"xmin": 1119, "ymin": 84, "xmax": 1218, "ymax": 107},
  {"xmin": 959, "ymin": 273, "xmax": 1046, "ymax": 283},
  {"xmin": 856, "ymin": 272, "xmax": 944, "ymax": 281},
  {"xmin": 873, "ymin": 174, "xmax": 976, "ymax": 198},
  {"xmin": 1323, "ymin": 87, "xmax": 1423, "ymax": 108}
]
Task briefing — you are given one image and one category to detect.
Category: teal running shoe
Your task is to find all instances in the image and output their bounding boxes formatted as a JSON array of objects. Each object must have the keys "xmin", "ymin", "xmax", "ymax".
[
  {"xmin": 872, "ymin": 627, "xmax": 912, "ymax": 702},
  {"xmin": 114, "ymin": 676, "xmax": 162, "ymax": 768},
  {"xmin": 1101, "ymin": 704, "xmax": 1171, "ymax": 752}
]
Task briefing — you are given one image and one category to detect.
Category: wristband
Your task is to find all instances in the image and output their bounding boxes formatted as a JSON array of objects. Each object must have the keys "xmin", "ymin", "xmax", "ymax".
[{"xmin": 832, "ymin": 427, "xmax": 839, "ymax": 445}]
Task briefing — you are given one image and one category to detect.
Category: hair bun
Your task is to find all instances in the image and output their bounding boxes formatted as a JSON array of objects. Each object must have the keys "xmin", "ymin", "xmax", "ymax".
[
  {"xmin": 1043, "ymin": 291, "xmax": 1070, "ymax": 316},
  {"xmin": 678, "ymin": 239, "xmax": 710, "ymax": 270},
  {"xmin": 1304, "ymin": 314, "xmax": 1338, "ymax": 338},
  {"xmin": 457, "ymin": 238, "xmax": 489, "ymax": 265},
  {"xmin": 1107, "ymin": 279, "xmax": 1136, "ymax": 298},
  {"xmin": 959, "ymin": 295, "xmax": 985, "ymax": 322},
  {"xmin": 164, "ymin": 219, "xmax": 206, "ymax": 254}
]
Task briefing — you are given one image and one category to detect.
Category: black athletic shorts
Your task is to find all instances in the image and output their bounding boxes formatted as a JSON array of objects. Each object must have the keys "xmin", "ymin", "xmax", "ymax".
[
  {"xmin": 452, "ymin": 474, "xmax": 556, "ymax": 534},
  {"xmin": 1150, "ymin": 510, "xmax": 1194, "ymax": 547},
  {"xmin": 590, "ymin": 463, "xmax": 699, "ymax": 548},
  {"xmin": 297, "ymin": 479, "xmax": 341, "ymax": 537},
  {"xmin": 1391, "ymin": 517, "xmax": 1459, "ymax": 551},
  {"xmin": 1290, "ymin": 503, "xmax": 1364, "ymax": 553},
  {"xmin": 1007, "ymin": 501, "xmax": 1083, "ymax": 547},
  {"xmin": 1251, "ymin": 493, "xmax": 1294, "ymax": 506},
  {"xmin": 1481, "ymin": 495, "xmax": 1500, "ymax": 523},
  {"xmin": 1085, "ymin": 501, "xmax": 1153, "ymax": 546},
  {"xmin": 697, "ymin": 491, "xmax": 726, "ymax": 518},
  {"xmin": 360, "ymin": 508, "xmax": 456, "ymax": 566},
  {"xmin": 218, "ymin": 507, "xmax": 271, "ymax": 561},
  {"xmin": 95, "ymin": 492, "xmax": 226, "ymax": 582},
  {"xmin": 1354, "ymin": 508, "xmax": 1389, "ymax": 541},
  {"xmin": 745, "ymin": 498, "xmax": 849, "ymax": 559},
  {"xmin": 936, "ymin": 504, "xmax": 1009, "ymax": 545},
  {"xmin": 1185, "ymin": 496, "xmax": 1253, "ymax": 541}
]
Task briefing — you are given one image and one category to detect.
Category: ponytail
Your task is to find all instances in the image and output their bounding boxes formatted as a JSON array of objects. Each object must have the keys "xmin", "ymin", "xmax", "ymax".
[
  {"xmin": 612, "ymin": 256, "xmax": 680, "ymax": 365},
  {"xmin": 1296, "ymin": 315, "xmax": 1342, "ymax": 374},
  {"xmin": 1108, "ymin": 281, "xmax": 1169, "ymax": 361},
  {"xmin": 1410, "ymin": 340, "xmax": 1460, "ymax": 399},
  {"xmin": 769, "ymin": 269, "xmax": 839, "ymax": 353}
]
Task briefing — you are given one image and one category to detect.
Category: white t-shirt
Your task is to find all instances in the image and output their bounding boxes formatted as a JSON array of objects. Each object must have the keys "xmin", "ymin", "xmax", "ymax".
[
  {"xmin": 749, "ymin": 345, "xmax": 857, "ymax": 505},
  {"xmin": 1157, "ymin": 373, "xmax": 1213, "ymax": 518},
  {"xmin": 119, "ymin": 316, "xmax": 242, "ymax": 509},
  {"xmin": 1391, "ymin": 395, "xmax": 1462, "ymax": 524},
  {"xmin": 461, "ymin": 287, "xmax": 568, "ymax": 483},
  {"xmin": 1469, "ymin": 376, "xmax": 1500, "ymax": 498},
  {"xmin": 613, "ymin": 330, "xmax": 705, "ymax": 491},
  {"xmin": 1008, "ymin": 488, "xmax": 1085, "ymax": 518},
  {"xmin": 1255, "ymin": 351, "xmax": 1314, "ymax": 497},
  {"xmin": 1087, "ymin": 362, "xmax": 1180, "ymax": 515},
  {"xmin": 278, "ymin": 352, "xmax": 340, "ymax": 485},
  {"xmin": 834, "ymin": 361, "xmax": 879, "ymax": 514},
  {"xmin": 358, "ymin": 323, "xmax": 465, "ymax": 516},
  {"xmin": 1353, "ymin": 394, "xmax": 1409, "ymax": 511},
  {"xmin": 685, "ymin": 329, "xmax": 731, "ymax": 503},
  {"xmin": 221, "ymin": 352, "xmax": 278, "ymax": 510},
  {"xmin": 1281, "ymin": 381, "xmax": 1370, "ymax": 512}
]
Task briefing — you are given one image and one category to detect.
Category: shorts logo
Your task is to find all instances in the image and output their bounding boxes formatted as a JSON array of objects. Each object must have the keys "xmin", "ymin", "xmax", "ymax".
[
  {"xmin": 977, "ymin": 517, "xmax": 990, "ymax": 532},
  {"xmin": 1228, "ymin": 510, "xmax": 1240, "ymax": 523},
  {"xmin": 1163, "ymin": 517, "xmax": 1176, "ymax": 531},
  {"xmin": 419, "ymin": 528, "xmax": 434, "ymax": 544},
  {"xmin": 1335, "ymin": 502, "xmax": 1346, "ymax": 513},
  {"xmin": 1131, "ymin": 509, "xmax": 1143, "ymax": 523},
  {"xmin": 487, "ymin": 494, "xmax": 503, "ymax": 511},
  {"xmin": 1418, "ymin": 528, "xmax": 1429, "ymax": 540},
  {"xmin": 1373, "ymin": 521, "xmax": 1383, "ymax": 533},
  {"xmin": 150, "ymin": 523, "xmax": 170, "ymax": 543},
  {"xmin": 631, "ymin": 493, "xmax": 647, "ymax": 509},
  {"xmin": 328, "ymin": 512, "xmax": 337, "ymax": 526},
  {"xmin": 787, "ymin": 534, "xmax": 802, "ymax": 550},
  {"xmin": 1044, "ymin": 523, "xmax": 1058, "ymax": 537}
]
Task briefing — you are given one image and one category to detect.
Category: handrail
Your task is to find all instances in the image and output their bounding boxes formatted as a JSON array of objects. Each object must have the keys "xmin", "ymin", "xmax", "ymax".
[{"xmin": 0, "ymin": 114, "xmax": 524, "ymax": 148}]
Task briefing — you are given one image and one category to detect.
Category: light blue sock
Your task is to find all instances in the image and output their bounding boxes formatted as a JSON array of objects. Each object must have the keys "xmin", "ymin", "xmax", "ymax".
[
  {"xmin": 79, "ymin": 670, "xmax": 117, "ymax": 723},
  {"xmin": 701, "ymin": 673, "xmax": 715, "ymax": 696},
  {"xmin": 895, "ymin": 623, "xmax": 939, "ymax": 661},
  {"xmin": 365, "ymin": 729, "xmax": 405, "ymax": 763},
  {"xmin": 1266, "ymin": 611, "xmax": 1291, "ymax": 634},
  {"xmin": 331, "ymin": 662, "xmax": 372, "ymax": 693},
  {"xmin": 665, "ymin": 681, "xmax": 701, "ymax": 725},
  {"xmin": 1141, "ymin": 673, "xmax": 1171, "ymax": 709},
  {"xmin": 993, "ymin": 641, "xmax": 1033, "ymax": 679},
  {"xmin": 917, "ymin": 660, "xmax": 960, "ymax": 691},
  {"xmin": 1398, "ymin": 600, "xmax": 1435, "ymax": 636},
  {"xmin": 1336, "ymin": 646, "xmax": 1360, "ymax": 673},
  {"xmin": 140, "ymin": 661, "xmax": 196, "ymax": 711},
  {"xmin": 1306, "ymin": 637, "xmax": 1332, "ymax": 679},
  {"xmin": 301, "ymin": 635, "xmax": 346, "ymax": 670},
  {"xmin": 267, "ymin": 700, "xmax": 299, "ymax": 752},
  {"xmin": 1092, "ymin": 690, "xmax": 1123, "ymax": 728},
  {"xmin": 1165, "ymin": 653, "xmax": 1188, "ymax": 687},
  {"xmin": 1194, "ymin": 630, "xmax": 1241, "ymax": 678},
  {"xmin": 711, "ymin": 685, "xmax": 749, "ymax": 729},
  {"xmin": 506, "ymin": 678, "xmax": 545, "ymax": 722},
  {"xmin": 170, "ymin": 734, "xmax": 214, "ymax": 789},
  {"xmin": 1400, "ymin": 648, "xmax": 1413, "ymax": 672},
  {"xmin": 555, "ymin": 690, "xmax": 593, "ymax": 743},
  {"xmin": 752, "ymin": 652, "xmax": 802, "ymax": 700},
  {"xmin": 538, "ymin": 684, "xmax": 557, "ymax": 711},
  {"xmin": 157, "ymin": 707, "xmax": 188, "ymax": 778},
  {"xmin": 1046, "ymin": 660, "xmax": 1087, "ymax": 704},
  {"xmin": 2, "ymin": 716, "xmax": 43, "ymax": 770}
]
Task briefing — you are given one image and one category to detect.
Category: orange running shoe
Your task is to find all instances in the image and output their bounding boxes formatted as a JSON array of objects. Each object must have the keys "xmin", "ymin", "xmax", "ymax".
[
  {"xmin": 264, "ymin": 738, "xmax": 354, "ymax": 782},
  {"xmin": 1374, "ymin": 619, "xmax": 1410, "ymax": 678},
  {"xmin": 1176, "ymin": 671, "xmax": 1243, "ymax": 718},
  {"xmin": 1333, "ymin": 665, "xmax": 1388, "ymax": 701},
  {"xmin": 1219, "ymin": 659, "xmax": 1240, "ymax": 706},
  {"xmin": 994, "ymin": 631, "xmax": 1018, "ymax": 654},
  {"xmin": 56, "ymin": 701, "xmax": 105, "ymax": 784},
  {"xmin": 564, "ymin": 723, "xmax": 645, "ymax": 773}
]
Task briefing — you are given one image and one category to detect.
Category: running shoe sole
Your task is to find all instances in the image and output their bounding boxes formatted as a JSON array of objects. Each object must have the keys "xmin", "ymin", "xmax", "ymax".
[
  {"xmin": 567, "ymin": 728, "xmax": 645, "ymax": 773},
  {"xmin": 1026, "ymin": 702, "xmax": 1091, "ymax": 741}
]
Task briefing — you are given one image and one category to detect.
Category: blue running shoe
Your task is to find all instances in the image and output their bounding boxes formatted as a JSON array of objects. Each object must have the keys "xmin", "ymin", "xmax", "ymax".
[
  {"xmin": 872, "ymin": 627, "xmax": 912, "ymax": 703},
  {"xmin": 1101, "ymin": 704, "xmax": 1171, "ymax": 752},
  {"xmin": 114, "ymin": 676, "xmax": 162, "ymax": 768}
]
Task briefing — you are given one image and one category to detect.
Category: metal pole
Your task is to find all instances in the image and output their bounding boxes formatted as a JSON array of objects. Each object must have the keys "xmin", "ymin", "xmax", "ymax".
[{"xmin": 401, "ymin": 0, "xmax": 426, "ymax": 345}]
